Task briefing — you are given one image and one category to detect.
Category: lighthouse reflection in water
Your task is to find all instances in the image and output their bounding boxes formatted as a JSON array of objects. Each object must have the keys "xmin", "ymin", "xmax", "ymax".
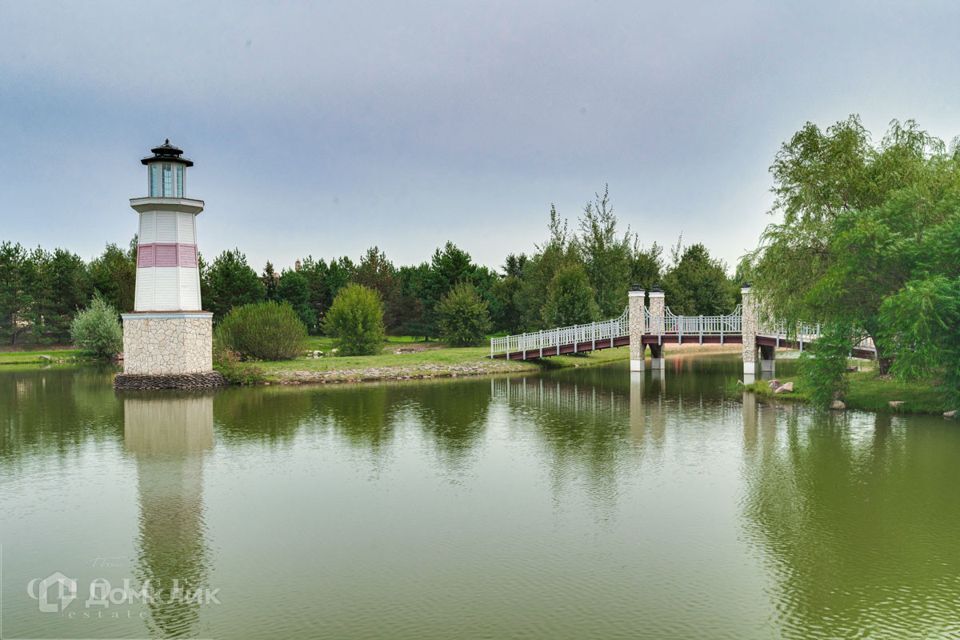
[{"xmin": 124, "ymin": 393, "xmax": 214, "ymax": 639}]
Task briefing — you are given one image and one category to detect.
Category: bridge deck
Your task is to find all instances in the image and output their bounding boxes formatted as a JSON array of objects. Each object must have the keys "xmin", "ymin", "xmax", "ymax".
[{"xmin": 491, "ymin": 333, "xmax": 875, "ymax": 361}]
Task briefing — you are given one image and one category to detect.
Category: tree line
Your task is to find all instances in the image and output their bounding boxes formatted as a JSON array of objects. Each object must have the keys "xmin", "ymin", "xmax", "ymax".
[{"xmin": 1, "ymin": 185, "xmax": 739, "ymax": 346}]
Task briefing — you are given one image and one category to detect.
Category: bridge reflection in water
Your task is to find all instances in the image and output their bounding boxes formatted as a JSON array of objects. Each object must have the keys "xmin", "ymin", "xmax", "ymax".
[{"xmin": 490, "ymin": 367, "xmax": 677, "ymax": 454}]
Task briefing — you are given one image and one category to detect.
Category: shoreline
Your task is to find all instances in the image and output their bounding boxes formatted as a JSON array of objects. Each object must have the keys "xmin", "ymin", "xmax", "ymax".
[
  {"xmin": 742, "ymin": 373, "xmax": 956, "ymax": 417},
  {"xmin": 258, "ymin": 343, "xmax": 744, "ymax": 386},
  {"xmin": 4, "ymin": 343, "xmax": 953, "ymax": 417},
  {"xmin": 261, "ymin": 348, "xmax": 635, "ymax": 385}
]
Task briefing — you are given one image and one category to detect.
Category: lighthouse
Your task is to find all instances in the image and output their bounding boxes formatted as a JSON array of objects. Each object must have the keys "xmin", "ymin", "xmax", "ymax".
[{"xmin": 115, "ymin": 141, "xmax": 224, "ymax": 390}]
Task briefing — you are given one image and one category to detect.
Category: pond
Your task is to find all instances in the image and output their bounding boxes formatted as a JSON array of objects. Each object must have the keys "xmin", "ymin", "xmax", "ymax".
[{"xmin": 2, "ymin": 356, "xmax": 959, "ymax": 639}]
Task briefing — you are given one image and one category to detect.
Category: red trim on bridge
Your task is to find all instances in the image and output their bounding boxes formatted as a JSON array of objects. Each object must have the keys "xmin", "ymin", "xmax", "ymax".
[{"xmin": 640, "ymin": 334, "xmax": 743, "ymax": 345}]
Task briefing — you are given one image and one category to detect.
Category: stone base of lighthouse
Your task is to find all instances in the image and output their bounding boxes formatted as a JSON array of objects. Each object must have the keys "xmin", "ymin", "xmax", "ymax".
[{"xmin": 115, "ymin": 312, "xmax": 225, "ymax": 390}]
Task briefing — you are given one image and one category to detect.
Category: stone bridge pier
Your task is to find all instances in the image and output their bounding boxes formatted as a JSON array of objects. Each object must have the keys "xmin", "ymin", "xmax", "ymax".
[
  {"xmin": 741, "ymin": 284, "xmax": 774, "ymax": 381},
  {"xmin": 628, "ymin": 287, "xmax": 645, "ymax": 372},
  {"xmin": 741, "ymin": 285, "xmax": 757, "ymax": 380},
  {"xmin": 648, "ymin": 288, "xmax": 666, "ymax": 370}
]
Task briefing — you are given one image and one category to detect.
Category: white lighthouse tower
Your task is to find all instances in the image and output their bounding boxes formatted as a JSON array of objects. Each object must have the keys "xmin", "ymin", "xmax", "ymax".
[{"xmin": 116, "ymin": 141, "xmax": 224, "ymax": 389}]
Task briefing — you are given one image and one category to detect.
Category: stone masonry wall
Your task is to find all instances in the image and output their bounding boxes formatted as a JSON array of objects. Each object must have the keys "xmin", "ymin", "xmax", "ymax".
[
  {"xmin": 114, "ymin": 372, "xmax": 225, "ymax": 391},
  {"xmin": 648, "ymin": 293, "xmax": 665, "ymax": 335},
  {"xmin": 122, "ymin": 314, "xmax": 213, "ymax": 375},
  {"xmin": 628, "ymin": 291, "xmax": 646, "ymax": 366},
  {"xmin": 741, "ymin": 287, "xmax": 757, "ymax": 368}
]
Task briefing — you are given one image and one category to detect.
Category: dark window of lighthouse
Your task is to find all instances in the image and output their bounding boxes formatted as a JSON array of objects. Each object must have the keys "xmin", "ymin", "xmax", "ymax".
[
  {"xmin": 162, "ymin": 163, "xmax": 173, "ymax": 196},
  {"xmin": 176, "ymin": 165, "xmax": 183, "ymax": 196}
]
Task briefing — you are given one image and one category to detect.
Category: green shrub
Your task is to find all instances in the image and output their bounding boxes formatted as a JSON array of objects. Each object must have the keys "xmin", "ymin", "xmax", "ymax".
[
  {"xmin": 323, "ymin": 283, "xmax": 385, "ymax": 356},
  {"xmin": 437, "ymin": 282, "xmax": 491, "ymax": 346},
  {"xmin": 215, "ymin": 301, "xmax": 306, "ymax": 360},
  {"xmin": 70, "ymin": 294, "xmax": 122, "ymax": 360},
  {"xmin": 211, "ymin": 335, "xmax": 265, "ymax": 384}
]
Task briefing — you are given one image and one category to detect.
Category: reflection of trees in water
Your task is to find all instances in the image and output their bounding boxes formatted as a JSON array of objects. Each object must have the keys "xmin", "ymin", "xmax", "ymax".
[
  {"xmin": 213, "ymin": 386, "xmax": 315, "ymax": 443},
  {"xmin": 214, "ymin": 384, "xmax": 397, "ymax": 453},
  {"xmin": 407, "ymin": 381, "xmax": 490, "ymax": 468},
  {"xmin": 741, "ymin": 408, "xmax": 960, "ymax": 638},
  {"xmin": 301, "ymin": 379, "xmax": 491, "ymax": 469},
  {"xmin": 0, "ymin": 367, "xmax": 121, "ymax": 468},
  {"xmin": 212, "ymin": 379, "xmax": 492, "ymax": 467},
  {"xmin": 315, "ymin": 384, "xmax": 396, "ymax": 453},
  {"xmin": 125, "ymin": 394, "xmax": 214, "ymax": 639}
]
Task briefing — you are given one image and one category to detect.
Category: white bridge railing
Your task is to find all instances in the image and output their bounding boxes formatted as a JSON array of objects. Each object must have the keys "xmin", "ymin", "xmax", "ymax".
[
  {"xmin": 659, "ymin": 305, "xmax": 743, "ymax": 339},
  {"xmin": 489, "ymin": 300, "xmax": 877, "ymax": 358},
  {"xmin": 759, "ymin": 321, "xmax": 876, "ymax": 354},
  {"xmin": 490, "ymin": 307, "xmax": 630, "ymax": 358},
  {"xmin": 759, "ymin": 320, "xmax": 823, "ymax": 348}
]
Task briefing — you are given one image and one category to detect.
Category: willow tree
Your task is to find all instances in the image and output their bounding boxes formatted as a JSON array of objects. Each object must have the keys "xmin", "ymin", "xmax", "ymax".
[{"xmin": 750, "ymin": 116, "xmax": 951, "ymax": 372}]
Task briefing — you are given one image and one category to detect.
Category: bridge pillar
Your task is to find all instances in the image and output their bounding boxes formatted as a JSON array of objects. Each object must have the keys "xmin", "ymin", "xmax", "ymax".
[
  {"xmin": 741, "ymin": 284, "xmax": 757, "ymax": 381},
  {"xmin": 648, "ymin": 288, "xmax": 666, "ymax": 370},
  {"xmin": 628, "ymin": 287, "xmax": 645, "ymax": 371}
]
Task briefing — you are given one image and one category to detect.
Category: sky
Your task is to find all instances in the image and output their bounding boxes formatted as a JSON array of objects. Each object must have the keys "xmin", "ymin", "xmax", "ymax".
[{"xmin": 2, "ymin": 1, "xmax": 959, "ymax": 273}]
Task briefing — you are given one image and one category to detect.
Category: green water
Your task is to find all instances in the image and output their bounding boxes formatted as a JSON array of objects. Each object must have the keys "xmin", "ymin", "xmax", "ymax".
[{"xmin": 2, "ymin": 357, "xmax": 959, "ymax": 639}]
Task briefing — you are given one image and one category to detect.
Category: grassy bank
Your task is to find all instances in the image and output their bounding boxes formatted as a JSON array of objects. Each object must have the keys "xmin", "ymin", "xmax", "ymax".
[
  {"xmin": 255, "ymin": 336, "xmax": 631, "ymax": 384},
  {"xmin": 744, "ymin": 369, "xmax": 954, "ymax": 415},
  {"xmin": 0, "ymin": 347, "xmax": 83, "ymax": 366}
]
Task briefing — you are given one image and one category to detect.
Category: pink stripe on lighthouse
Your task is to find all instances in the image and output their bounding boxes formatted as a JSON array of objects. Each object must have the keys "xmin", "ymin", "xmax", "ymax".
[
  {"xmin": 137, "ymin": 243, "xmax": 198, "ymax": 268},
  {"xmin": 178, "ymin": 243, "xmax": 197, "ymax": 267},
  {"xmin": 137, "ymin": 245, "xmax": 155, "ymax": 267},
  {"xmin": 155, "ymin": 244, "xmax": 177, "ymax": 267}
]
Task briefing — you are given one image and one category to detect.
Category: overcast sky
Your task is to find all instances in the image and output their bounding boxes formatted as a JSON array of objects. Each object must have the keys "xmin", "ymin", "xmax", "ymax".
[{"xmin": 2, "ymin": 1, "xmax": 958, "ymax": 273}]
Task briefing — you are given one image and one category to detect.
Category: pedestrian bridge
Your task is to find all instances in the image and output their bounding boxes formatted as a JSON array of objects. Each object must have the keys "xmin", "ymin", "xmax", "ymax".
[{"xmin": 489, "ymin": 286, "xmax": 875, "ymax": 376}]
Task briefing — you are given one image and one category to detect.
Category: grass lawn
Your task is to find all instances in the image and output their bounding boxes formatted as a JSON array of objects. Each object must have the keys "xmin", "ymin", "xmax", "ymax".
[
  {"xmin": 745, "ymin": 367, "xmax": 954, "ymax": 415},
  {"xmin": 0, "ymin": 348, "xmax": 83, "ymax": 366},
  {"xmin": 255, "ymin": 336, "xmax": 630, "ymax": 381}
]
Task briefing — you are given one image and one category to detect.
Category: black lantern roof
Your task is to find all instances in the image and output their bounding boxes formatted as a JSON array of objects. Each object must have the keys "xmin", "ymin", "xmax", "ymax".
[{"xmin": 141, "ymin": 139, "xmax": 194, "ymax": 166}]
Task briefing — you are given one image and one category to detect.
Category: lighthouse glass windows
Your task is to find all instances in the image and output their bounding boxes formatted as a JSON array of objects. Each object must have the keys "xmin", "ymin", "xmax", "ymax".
[
  {"xmin": 147, "ymin": 162, "xmax": 185, "ymax": 197},
  {"xmin": 149, "ymin": 164, "xmax": 162, "ymax": 196},
  {"xmin": 162, "ymin": 164, "xmax": 173, "ymax": 196}
]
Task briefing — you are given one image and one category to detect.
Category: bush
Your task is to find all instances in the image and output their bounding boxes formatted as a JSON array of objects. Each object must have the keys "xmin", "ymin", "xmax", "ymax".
[
  {"xmin": 210, "ymin": 335, "xmax": 264, "ymax": 384},
  {"xmin": 323, "ymin": 283, "xmax": 385, "ymax": 355},
  {"xmin": 215, "ymin": 301, "xmax": 306, "ymax": 360},
  {"xmin": 437, "ymin": 282, "xmax": 491, "ymax": 346},
  {"xmin": 70, "ymin": 294, "xmax": 123, "ymax": 360}
]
